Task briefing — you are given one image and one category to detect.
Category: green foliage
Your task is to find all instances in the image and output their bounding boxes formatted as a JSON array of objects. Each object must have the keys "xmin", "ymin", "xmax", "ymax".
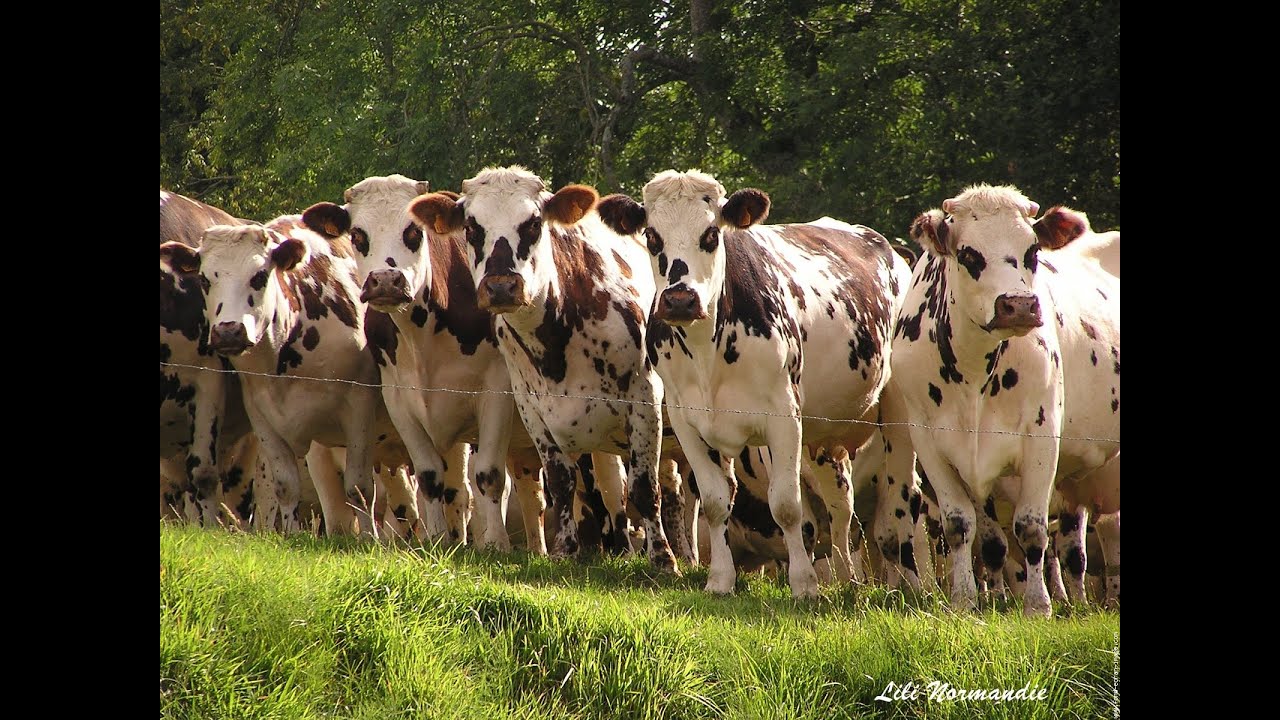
[
  {"xmin": 160, "ymin": 0, "xmax": 1118, "ymax": 242},
  {"xmin": 161, "ymin": 524, "xmax": 1120, "ymax": 719}
]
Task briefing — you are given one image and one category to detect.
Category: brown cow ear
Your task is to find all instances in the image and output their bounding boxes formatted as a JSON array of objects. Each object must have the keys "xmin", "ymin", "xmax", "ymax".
[
  {"xmin": 160, "ymin": 242, "xmax": 201, "ymax": 274},
  {"xmin": 301, "ymin": 202, "xmax": 351, "ymax": 239},
  {"xmin": 721, "ymin": 189, "xmax": 770, "ymax": 228},
  {"xmin": 1034, "ymin": 206, "xmax": 1088, "ymax": 250},
  {"xmin": 435, "ymin": 190, "xmax": 460, "ymax": 201},
  {"xmin": 543, "ymin": 184, "xmax": 600, "ymax": 226},
  {"xmin": 408, "ymin": 193, "xmax": 465, "ymax": 235},
  {"xmin": 596, "ymin": 194, "xmax": 647, "ymax": 235},
  {"xmin": 909, "ymin": 209, "xmax": 953, "ymax": 255},
  {"xmin": 270, "ymin": 237, "xmax": 309, "ymax": 271}
]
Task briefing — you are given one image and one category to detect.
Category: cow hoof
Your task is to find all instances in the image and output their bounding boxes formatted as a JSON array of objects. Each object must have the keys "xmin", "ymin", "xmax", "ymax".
[
  {"xmin": 705, "ymin": 572, "xmax": 736, "ymax": 595},
  {"xmin": 789, "ymin": 566, "xmax": 820, "ymax": 600},
  {"xmin": 650, "ymin": 549, "xmax": 681, "ymax": 576},
  {"xmin": 1023, "ymin": 596, "xmax": 1053, "ymax": 618}
]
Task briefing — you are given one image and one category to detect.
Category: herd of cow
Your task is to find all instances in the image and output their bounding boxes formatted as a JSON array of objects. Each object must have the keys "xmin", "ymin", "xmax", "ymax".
[{"xmin": 160, "ymin": 167, "xmax": 1119, "ymax": 616}]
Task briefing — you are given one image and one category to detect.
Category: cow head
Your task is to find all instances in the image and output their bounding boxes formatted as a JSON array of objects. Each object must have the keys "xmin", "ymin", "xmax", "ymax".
[
  {"xmin": 909, "ymin": 184, "xmax": 1085, "ymax": 339},
  {"xmin": 302, "ymin": 174, "xmax": 434, "ymax": 313},
  {"xmin": 597, "ymin": 169, "xmax": 768, "ymax": 326},
  {"xmin": 408, "ymin": 165, "xmax": 597, "ymax": 314},
  {"xmin": 189, "ymin": 223, "xmax": 309, "ymax": 355}
]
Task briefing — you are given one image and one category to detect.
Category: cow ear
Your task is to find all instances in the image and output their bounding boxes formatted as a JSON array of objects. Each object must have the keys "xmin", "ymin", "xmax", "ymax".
[
  {"xmin": 544, "ymin": 184, "xmax": 599, "ymax": 226},
  {"xmin": 301, "ymin": 202, "xmax": 351, "ymax": 239},
  {"xmin": 415, "ymin": 180, "xmax": 430, "ymax": 196},
  {"xmin": 408, "ymin": 193, "xmax": 465, "ymax": 235},
  {"xmin": 435, "ymin": 190, "xmax": 460, "ymax": 201},
  {"xmin": 160, "ymin": 242, "xmax": 201, "ymax": 274},
  {"xmin": 1034, "ymin": 206, "xmax": 1088, "ymax": 250},
  {"xmin": 596, "ymin": 194, "xmax": 647, "ymax": 235},
  {"xmin": 270, "ymin": 237, "xmax": 309, "ymax": 271},
  {"xmin": 721, "ymin": 189, "xmax": 770, "ymax": 228},
  {"xmin": 909, "ymin": 210, "xmax": 953, "ymax": 255}
]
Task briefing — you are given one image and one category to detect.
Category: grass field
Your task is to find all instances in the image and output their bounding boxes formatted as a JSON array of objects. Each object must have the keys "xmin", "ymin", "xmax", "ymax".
[{"xmin": 160, "ymin": 523, "xmax": 1120, "ymax": 719}]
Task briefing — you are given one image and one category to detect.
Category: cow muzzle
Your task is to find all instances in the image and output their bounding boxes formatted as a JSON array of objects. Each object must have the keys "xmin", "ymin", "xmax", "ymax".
[
  {"xmin": 360, "ymin": 269, "xmax": 413, "ymax": 308},
  {"xmin": 656, "ymin": 287, "xmax": 706, "ymax": 326},
  {"xmin": 209, "ymin": 321, "xmax": 254, "ymax": 355},
  {"xmin": 478, "ymin": 274, "xmax": 528, "ymax": 313},
  {"xmin": 982, "ymin": 293, "xmax": 1042, "ymax": 335}
]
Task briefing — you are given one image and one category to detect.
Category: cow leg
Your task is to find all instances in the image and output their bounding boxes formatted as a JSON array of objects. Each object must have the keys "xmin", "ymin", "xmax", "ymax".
[
  {"xmin": 375, "ymin": 464, "xmax": 421, "ymax": 542},
  {"xmin": 184, "ymin": 372, "xmax": 227, "ymax": 527},
  {"xmin": 249, "ymin": 454, "xmax": 278, "ymax": 532},
  {"xmin": 436, "ymin": 443, "xmax": 472, "ymax": 545},
  {"xmin": 762, "ymin": 414, "xmax": 819, "ymax": 599},
  {"xmin": 471, "ymin": 393, "xmax": 517, "ymax": 550},
  {"xmin": 625, "ymin": 387, "xmax": 678, "ymax": 574},
  {"xmin": 591, "ymin": 452, "xmax": 632, "ymax": 554},
  {"xmin": 251, "ymin": 423, "xmax": 303, "ymax": 533},
  {"xmin": 1012, "ymin": 454, "xmax": 1056, "ymax": 618},
  {"xmin": 1094, "ymin": 510, "xmax": 1120, "ymax": 608},
  {"xmin": 659, "ymin": 458, "xmax": 696, "ymax": 564},
  {"xmin": 976, "ymin": 496, "xmax": 1009, "ymax": 598},
  {"xmin": 160, "ymin": 456, "xmax": 192, "ymax": 522},
  {"xmin": 1058, "ymin": 506, "xmax": 1089, "ymax": 603},
  {"xmin": 879, "ymin": 390, "xmax": 926, "ymax": 591},
  {"xmin": 508, "ymin": 450, "xmax": 547, "ymax": 555},
  {"xmin": 803, "ymin": 447, "xmax": 856, "ymax": 584},
  {"xmin": 912, "ymin": 439, "xmax": 979, "ymax": 610},
  {"xmin": 1043, "ymin": 522, "xmax": 1068, "ymax": 601},
  {"xmin": 303, "ymin": 443, "xmax": 354, "ymax": 535},
  {"xmin": 670, "ymin": 409, "xmax": 736, "ymax": 593}
]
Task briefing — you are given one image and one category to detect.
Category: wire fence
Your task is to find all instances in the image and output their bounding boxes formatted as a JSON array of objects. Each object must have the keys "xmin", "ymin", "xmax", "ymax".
[{"xmin": 160, "ymin": 361, "xmax": 1120, "ymax": 445}]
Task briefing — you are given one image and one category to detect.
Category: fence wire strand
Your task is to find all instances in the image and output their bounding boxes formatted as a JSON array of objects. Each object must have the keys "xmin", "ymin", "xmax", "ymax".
[{"xmin": 160, "ymin": 361, "xmax": 1120, "ymax": 445}]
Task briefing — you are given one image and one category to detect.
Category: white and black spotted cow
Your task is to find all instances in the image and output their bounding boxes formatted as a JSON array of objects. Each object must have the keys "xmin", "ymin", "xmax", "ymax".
[
  {"xmin": 160, "ymin": 189, "xmax": 259, "ymax": 526},
  {"xmin": 408, "ymin": 166, "xmax": 678, "ymax": 571},
  {"xmin": 595, "ymin": 170, "xmax": 915, "ymax": 598},
  {"xmin": 160, "ymin": 215, "xmax": 419, "ymax": 536},
  {"xmin": 888, "ymin": 184, "xmax": 1120, "ymax": 616},
  {"xmin": 300, "ymin": 174, "xmax": 547, "ymax": 550}
]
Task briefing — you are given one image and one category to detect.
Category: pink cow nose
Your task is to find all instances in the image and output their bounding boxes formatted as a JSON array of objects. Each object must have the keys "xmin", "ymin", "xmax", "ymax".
[
  {"xmin": 210, "ymin": 321, "xmax": 253, "ymax": 355},
  {"xmin": 361, "ymin": 270, "xmax": 412, "ymax": 306},
  {"xmin": 987, "ymin": 293, "xmax": 1042, "ymax": 333}
]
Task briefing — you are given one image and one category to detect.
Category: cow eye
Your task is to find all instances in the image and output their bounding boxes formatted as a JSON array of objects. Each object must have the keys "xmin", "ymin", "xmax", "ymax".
[
  {"xmin": 644, "ymin": 227, "xmax": 663, "ymax": 256},
  {"xmin": 699, "ymin": 226, "xmax": 720, "ymax": 252},
  {"xmin": 351, "ymin": 227, "xmax": 370, "ymax": 255}
]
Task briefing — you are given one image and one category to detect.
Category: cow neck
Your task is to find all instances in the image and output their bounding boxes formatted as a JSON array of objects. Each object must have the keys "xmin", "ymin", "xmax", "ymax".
[
  {"xmin": 942, "ymin": 263, "xmax": 1009, "ymax": 387},
  {"xmin": 233, "ymin": 267, "xmax": 304, "ymax": 376}
]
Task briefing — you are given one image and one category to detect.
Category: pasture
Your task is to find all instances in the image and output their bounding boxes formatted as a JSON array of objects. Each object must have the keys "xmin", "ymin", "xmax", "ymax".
[{"xmin": 160, "ymin": 523, "xmax": 1119, "ymax": 719}]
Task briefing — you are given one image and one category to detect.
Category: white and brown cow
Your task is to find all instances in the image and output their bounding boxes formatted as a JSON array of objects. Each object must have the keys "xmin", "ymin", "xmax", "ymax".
[
  {"xmin": 889, "ymin": 184, "xmax": 1120, "ymax": 616},
  {"xmin": 408, "ymin": 166, "xmax": 678, "ymax": 571},
  {"xmin": 160, "ymin": 189, "xmax": 259, "ymax": 526},
  {"xmin": 160, "ymin": 215, "xmax": 419, "ymax": 536},
  {"xmin": 300, "ymin": 174, "xmax": 546, "ymax": 550},
  {"xmin": 595, "ymin": 170, "xmax": 916, "ymax": 598}
]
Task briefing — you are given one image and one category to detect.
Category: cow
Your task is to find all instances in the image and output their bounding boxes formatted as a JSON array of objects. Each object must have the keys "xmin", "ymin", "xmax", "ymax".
[
  {"xmin": 408, "ymin": 166, "xmax": 679, "ymax": 571},
  {"xmin": 300, "ymin": 174, "xmax": 547, "ymax": 550},
  {"xmin": 159, "ymin": 214, "xmax": 419, "ymax": 537},
  {"xmin": 594, "ymin": 170, "xmax": 916, "ymax": 598},
  {"xmin": 160, "ymin": 189, "xmax": 260, "ymax": 526},
  {"xmin": 888, "ymin": 184, "xmax": 1120, "ymax": 617}
]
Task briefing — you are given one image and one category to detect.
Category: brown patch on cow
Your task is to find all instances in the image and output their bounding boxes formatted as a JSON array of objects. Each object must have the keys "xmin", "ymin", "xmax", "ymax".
[
  {"xmin": 365, "ymin": 309, "xmax": 400, "ymax": 366},
  {"xmin": 1034, "ymin": 206, "xmax": 1087, "ymax": 250},
  {"xmin": 1080, "ymin": 319, "xmax": 1099, "ymax": 340},
  {"xmin": 160, "ymin": 242, "xmax": 201, "ymax": 274},
  {"xmin": 302, "ymin": 325, "xmax": 320, "ymax": 351},
  {"xmin": 276, "ymin": 268, "xmax": 302, "ymax": 313},
  {"xmin": 543, "ymin": 184, "xmax": 599, "ymax": 226},
  {"xmin": 424, "ymin": 232, "xmax": 496, "ymax": 355},
  {"xmin": 721, "ymin": 189, "xmax": 770, "ymax": 228},
  {"xmin": 611, "ymin": 249, "xmax": 633, "ymax": 278},
  {"xmin": 597, "ymin": 194, "xmax": 647, "ymax": 235},
  {"xmin": 271, "ymin": 238, "xmax": 308, "ymax": 271},
  {"xmin": 409, "ymin": 193, "xmax": 465, "ymax": 234},
  {"xmin": 301, "ymin": 202, "xmax": 351, "ymax": 239}
]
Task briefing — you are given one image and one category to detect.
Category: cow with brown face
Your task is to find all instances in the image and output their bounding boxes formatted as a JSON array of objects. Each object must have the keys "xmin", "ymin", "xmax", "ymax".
[
  {"xmin": 300, "ymin": 174, "xmax": 546, "ymax": 550},
  {"xmin": 159, "ymin": 215, "xmax": 418, "ymax": 536},
  {"xmin": 409, "ymin": 166, "xmax": 677, "ymax": 571},
  {"xmin": 596, "ymin": 170, "xmax": 915, "ymax": 598},
  {"xmin": 889, "ymin": 184, "xmax": 1120, "ymax": 616},
  {"xmin": 160, "ymin": 189, "xmax": 258, "ymax": 526}
]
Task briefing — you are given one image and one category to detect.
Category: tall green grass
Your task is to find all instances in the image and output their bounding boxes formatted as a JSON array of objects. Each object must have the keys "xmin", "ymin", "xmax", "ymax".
[{"xmin": 161, "ymin": 524, "xmax": 1119, "ymax": 719}]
